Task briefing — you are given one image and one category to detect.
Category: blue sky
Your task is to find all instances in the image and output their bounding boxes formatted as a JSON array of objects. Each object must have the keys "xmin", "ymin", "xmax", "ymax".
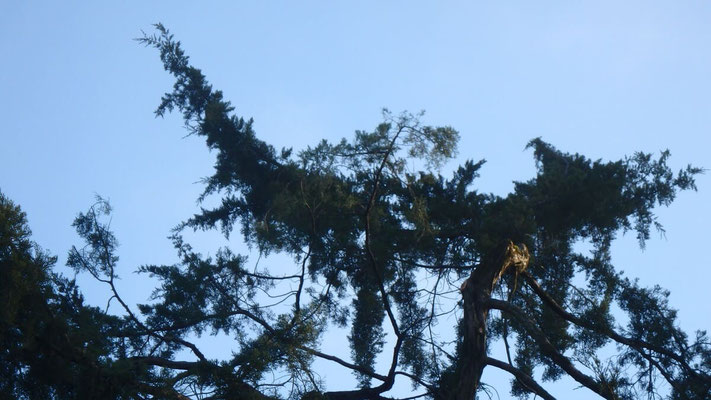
[{"xmin": 1, "ymin": 2, "xmax": 710, "ymax": 398}]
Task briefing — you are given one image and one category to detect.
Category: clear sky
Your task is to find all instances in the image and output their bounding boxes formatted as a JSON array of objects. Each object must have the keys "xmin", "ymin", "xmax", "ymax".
[{"xmin": 1, "ymin": 2, "xmax": 710, "ymax": 398}]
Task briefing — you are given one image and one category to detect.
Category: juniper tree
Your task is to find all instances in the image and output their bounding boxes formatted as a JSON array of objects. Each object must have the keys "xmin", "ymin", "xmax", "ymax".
[{"xmin": 3, "ymin": 24, "xmax": 709, "ymax": 399}]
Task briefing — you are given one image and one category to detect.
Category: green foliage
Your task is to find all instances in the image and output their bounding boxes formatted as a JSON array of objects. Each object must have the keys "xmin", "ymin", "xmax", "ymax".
[
  {"xmin": 139, "ymin": 26, "xmax": 711, "ymax": 398},
  {"xmin": 2, "ymin": 24, "xmax": 709, "ymax": 400},
  {"xmin": 0, "ymin": 192, "xmax": 147, "ymax": 399}
]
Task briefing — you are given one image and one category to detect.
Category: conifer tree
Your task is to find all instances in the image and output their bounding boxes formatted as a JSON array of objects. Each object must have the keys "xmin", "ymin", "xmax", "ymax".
[{"xmin": 2, "ymin": 25, "xmax": 709, "ymax": 399}]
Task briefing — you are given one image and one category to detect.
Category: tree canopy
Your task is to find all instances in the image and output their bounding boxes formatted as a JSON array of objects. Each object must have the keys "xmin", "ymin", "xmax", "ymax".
[{"xmin": 1, "ymin": 25, "xmax": 709, "ymax": 400}]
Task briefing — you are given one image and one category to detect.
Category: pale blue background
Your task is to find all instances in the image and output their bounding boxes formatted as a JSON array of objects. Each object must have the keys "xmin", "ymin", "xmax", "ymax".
[{"xmin": 1, "ymin": 2, "xmax": 710, "ymax": 398}]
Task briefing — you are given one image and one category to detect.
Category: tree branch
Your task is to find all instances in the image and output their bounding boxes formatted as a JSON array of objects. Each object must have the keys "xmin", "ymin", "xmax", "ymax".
[
  {"xmin": 486, "ymin": 298, "xmax": 617, "ymax": 400},
  {"xmin": 298, "ymin": 347, "xmax": 388, "ymax": 382},
  {"xmin": 522, "ymin": 271, "xmax": 708, "ymax": 385},
  {"xmin": 485, "ymin": 357, "xmax": 557, "ymax": 400},
  {"xmin": 130, "ymin": 356, "xmax": 199, "ymax": 370}
]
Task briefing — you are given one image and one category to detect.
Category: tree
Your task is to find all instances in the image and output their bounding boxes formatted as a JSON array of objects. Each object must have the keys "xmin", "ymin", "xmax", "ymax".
[
  {"xmin": 3, "ymin": 24, "xmax": 710, "ymax": 399},
  {"xmin": 0, "ymin": 193, "xmax": 155, "ymax": 399}
]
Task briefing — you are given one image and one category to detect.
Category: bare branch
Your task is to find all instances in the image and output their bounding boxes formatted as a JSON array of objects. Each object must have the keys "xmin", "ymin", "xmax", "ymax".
[{"xmin": 485, "ymin": 357, "xmax": 557, "ymax": 400}]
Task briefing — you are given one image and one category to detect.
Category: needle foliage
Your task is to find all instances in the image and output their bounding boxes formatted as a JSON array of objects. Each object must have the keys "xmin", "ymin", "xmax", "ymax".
[{"xmin": 1, "ymin": 25, "xmax": 709, "ymax": 400}]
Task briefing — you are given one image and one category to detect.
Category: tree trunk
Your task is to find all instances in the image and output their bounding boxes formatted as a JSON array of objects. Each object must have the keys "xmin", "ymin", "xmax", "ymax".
[
  {"xmin": 453, "ymin": 241, "xmax": 529, "ymax": 400},
  {"xmin": 454, "ymin": 276, "xmax": 492, "ymax": 399}
]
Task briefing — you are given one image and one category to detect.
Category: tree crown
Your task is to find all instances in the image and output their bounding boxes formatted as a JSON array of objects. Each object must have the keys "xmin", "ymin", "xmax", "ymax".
[{"xmin": 2, "ymin": 24, "xmax": 709, "ymax": 400}]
